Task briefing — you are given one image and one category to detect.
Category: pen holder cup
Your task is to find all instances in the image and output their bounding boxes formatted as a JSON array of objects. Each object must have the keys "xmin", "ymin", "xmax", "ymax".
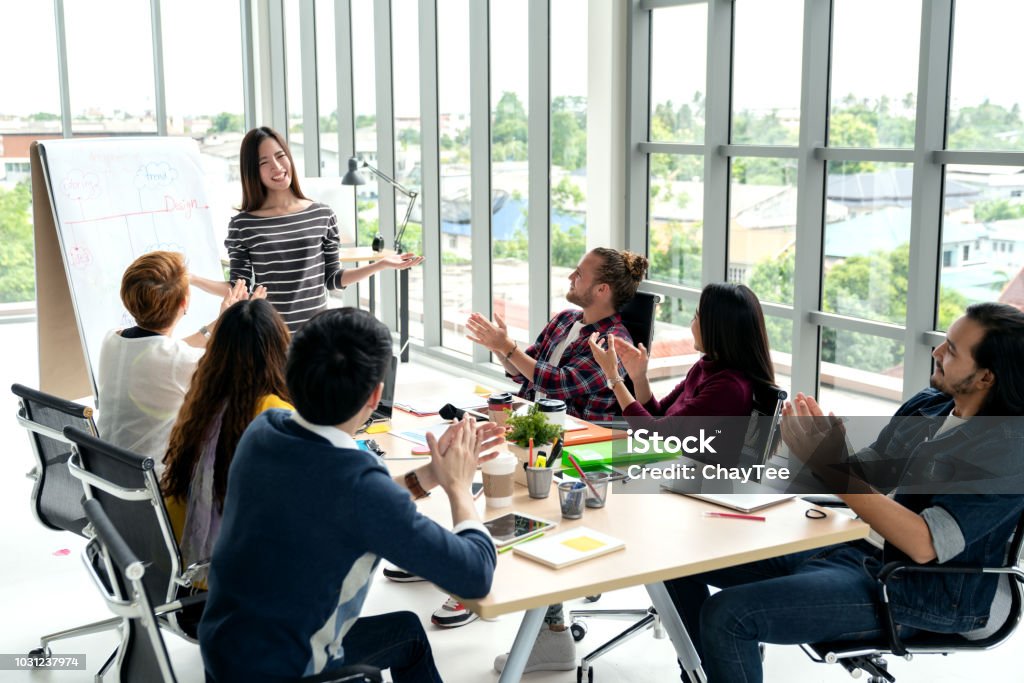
[
  {"xmin": 583, "ymin": 472, "xmax": 611, "ymax": 508},
  {"xmin": 525, "ymin": 466, "xmax": 554, "ymax": 499},
  {"xmin": 558, "ymin": 481, "xmax": 586, "ymax": 520}
]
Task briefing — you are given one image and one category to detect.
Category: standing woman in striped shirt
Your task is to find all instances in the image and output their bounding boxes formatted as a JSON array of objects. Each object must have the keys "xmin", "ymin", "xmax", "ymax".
[{"xmin": 191, "ymin": 126, "xmax": 423, "ymax": 333}]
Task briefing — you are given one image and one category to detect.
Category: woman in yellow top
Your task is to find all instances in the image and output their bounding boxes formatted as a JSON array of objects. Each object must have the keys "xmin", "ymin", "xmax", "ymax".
[{"xmin": 162, "ymin": 298, "xmax": 292, "ymax": 575}]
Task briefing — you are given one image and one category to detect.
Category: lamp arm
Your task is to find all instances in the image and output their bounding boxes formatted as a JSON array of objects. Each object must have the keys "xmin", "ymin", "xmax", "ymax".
[
  {"xmin": 360, "ymin": 162, "xmax": 417, "ymax": 200},
  {"xmin": 394, "ymin": 191, "xmax": 419, "ymax": 254}
]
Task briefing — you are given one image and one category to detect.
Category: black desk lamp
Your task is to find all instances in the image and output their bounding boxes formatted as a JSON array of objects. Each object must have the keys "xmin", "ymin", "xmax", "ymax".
[{"xmin": 342, "ymin": 156, "xmax": 419, "ymax": 253}]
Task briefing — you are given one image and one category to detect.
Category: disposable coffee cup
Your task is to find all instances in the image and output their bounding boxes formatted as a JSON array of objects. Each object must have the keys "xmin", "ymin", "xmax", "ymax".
[
  {"xmin": 482, "ymin": 453, "xmax": 517, "ymax": 508},
  {"xmin": 536, "ymin": 398, "xmax": 567, "ymax": 428},
  {"xmin": 487, "ymin": 392, "xmax": 515, "ymax": 426}
]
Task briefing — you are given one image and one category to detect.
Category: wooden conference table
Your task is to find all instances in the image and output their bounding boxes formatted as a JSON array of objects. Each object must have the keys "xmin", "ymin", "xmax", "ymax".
[{"xmin": 374, "ymin": 381, "xmax": 870, "ymax": 682}]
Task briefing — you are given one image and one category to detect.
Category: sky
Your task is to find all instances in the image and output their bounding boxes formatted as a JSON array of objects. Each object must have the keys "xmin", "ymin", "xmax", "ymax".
[{"xmin": 1, "ymin": 0, "xmax": 1022, "ymax": 122}]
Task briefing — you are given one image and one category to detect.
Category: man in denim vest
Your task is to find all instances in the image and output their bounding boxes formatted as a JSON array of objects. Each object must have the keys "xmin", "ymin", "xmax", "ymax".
[{"xmin": 665, "ymin": 302, "xmax": 1024, "ymax": 683}]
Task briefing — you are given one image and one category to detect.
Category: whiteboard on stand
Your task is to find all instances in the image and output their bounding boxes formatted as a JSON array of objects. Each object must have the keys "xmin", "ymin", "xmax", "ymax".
[{"xmin": 34, "ymin": 137, "xmax": 223, "ymax": 398}]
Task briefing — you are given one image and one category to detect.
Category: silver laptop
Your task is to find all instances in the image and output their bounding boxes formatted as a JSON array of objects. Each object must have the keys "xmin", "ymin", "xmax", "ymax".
[{"xmin": 662, "ymin": 485, "xmax": 796, "ymax": 513}]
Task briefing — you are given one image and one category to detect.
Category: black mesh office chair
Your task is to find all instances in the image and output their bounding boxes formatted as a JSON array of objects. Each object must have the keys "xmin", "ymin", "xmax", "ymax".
[
  {"xmin": 81, "ymin": 497, "xmax": 382, "ymax": 683},
  {"xmin": 569, "ymin": 385, "xmax": 788, "ymax": 682},
  {"xmin": 63, "ymin": 425, "xmax": 209, "ymax": 677},
  {"xmin": 11, "ymin": 383, "xmax": 123, "ymax": 673},
  {"xmin": 800, "ymin": 509, "xmax": 1024, "ymax": 682}
]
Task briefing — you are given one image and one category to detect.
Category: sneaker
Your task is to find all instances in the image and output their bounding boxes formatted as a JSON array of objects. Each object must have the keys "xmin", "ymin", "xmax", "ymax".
[
  {"xmin": 494, "ymin": 626, "xmax": 576, "ymax": 673},
  {"xmin": 431, "ymin": 596, "xmax": 479, "ymax": 628},
  {"xmin": 382, "ymin": 566, "xmax": 425, "ymax": 583}
]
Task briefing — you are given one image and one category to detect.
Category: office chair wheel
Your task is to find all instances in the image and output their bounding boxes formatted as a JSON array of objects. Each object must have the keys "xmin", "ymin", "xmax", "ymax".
[
  {"xmin": 576, "ymin": 664, "xmax": 594, "ymax": 683},
  {"xmin": 570, "ymin": 621, "xmax": 588, "ymax": 642},
  {"xmin": 27, "ymin": 647, "xmax": 51, "ymax": 663}
]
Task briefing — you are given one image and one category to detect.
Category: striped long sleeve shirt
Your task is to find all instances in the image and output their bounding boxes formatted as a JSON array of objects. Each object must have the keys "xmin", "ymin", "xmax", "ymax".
[{"xmin": 225, "ymin": 202, "xmax": 345, "ymax": 333}]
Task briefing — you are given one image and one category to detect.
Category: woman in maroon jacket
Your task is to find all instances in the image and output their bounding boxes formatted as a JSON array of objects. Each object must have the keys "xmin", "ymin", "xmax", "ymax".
[{"xmin": 589, "ymin": 282, "xmax": 775, "ymax": 418}]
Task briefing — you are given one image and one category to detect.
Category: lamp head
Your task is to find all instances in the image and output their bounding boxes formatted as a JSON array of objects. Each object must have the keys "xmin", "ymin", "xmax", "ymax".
[{"xmin": 341, "ymin": 157, "xmax": 367, "ymax": 186}]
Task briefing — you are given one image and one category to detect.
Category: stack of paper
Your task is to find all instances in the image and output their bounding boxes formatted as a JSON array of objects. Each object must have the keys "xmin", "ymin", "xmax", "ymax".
[{"xmin": 512, "ymin": 526, "xmax": 625, "ymax": 569}]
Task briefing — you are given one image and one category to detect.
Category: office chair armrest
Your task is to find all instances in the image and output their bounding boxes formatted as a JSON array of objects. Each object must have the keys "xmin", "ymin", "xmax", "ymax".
[{"xmin": 875, "ymin": 561, "xmax": 1023, "ymax": 656}]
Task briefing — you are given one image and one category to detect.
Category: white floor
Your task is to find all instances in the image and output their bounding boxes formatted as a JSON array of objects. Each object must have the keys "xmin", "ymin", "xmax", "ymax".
[{"xmin": 2, "ymin": 319, "xmax": 1021, "ymax": 682}]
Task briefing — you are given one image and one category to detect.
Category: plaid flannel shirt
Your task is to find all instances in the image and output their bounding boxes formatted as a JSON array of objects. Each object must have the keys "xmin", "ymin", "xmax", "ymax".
[{"xmin": 509, "ymin": 309, "xmax": 632, "ymax": 422}]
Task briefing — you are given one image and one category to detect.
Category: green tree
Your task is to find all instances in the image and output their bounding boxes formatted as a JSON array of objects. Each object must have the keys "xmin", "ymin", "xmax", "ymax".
[
  {"xmin": 948, "ymin": 100, "xmax": 1024, "ymax": 151},
  {"xmin": 747, "ymin": 249, "xmax": 795, "ymax": 352},
  {"xmin": 973, "ymin": 199, "xmax": 1024, "ymax": 223},
  {"xmin": 0, "ymin": 183, "xmax": 36, "ymax": 303},
  {"xmin": 551, "ymin": 96, "xmax": 587, "ymax": 171},
  {"xmin": 828, "ymin": 112, "xmax": 879, "ymax": 173},
  {"xmin": 212, "ymin": 112, "xmax": 243, "ymax": 133},
  {"xmin": 397, "ymin": 127, "xmax": 421, "ymax": 148}
]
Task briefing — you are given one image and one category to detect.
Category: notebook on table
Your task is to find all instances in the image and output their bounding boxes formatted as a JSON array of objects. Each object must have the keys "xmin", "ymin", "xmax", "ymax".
[{"xmin": 513, "ymin": 526, "xmax": 625, "ymax": 569}]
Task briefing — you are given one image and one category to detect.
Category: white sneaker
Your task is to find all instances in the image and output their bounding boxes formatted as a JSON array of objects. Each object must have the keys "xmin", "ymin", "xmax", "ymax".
[
  {"xmin": 493, "ymin": 627, "xmax": 576, "ymax": 673},
  {"xmin": 431, "ymin": 596, "xmax": 479, "ymax": 628}
]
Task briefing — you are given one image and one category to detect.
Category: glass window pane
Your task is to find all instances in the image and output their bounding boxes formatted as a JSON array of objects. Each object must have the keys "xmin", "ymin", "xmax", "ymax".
[
  {"xmin": 351, "ymin": 2, "xmax": 379, "ymax": 311},
  {"xmin": 392, "ymin": 0, "xmax": 423, "ymax": 341},
  {"xmin": 162, "ymin": 0, "xmax": 243, "ymax": 138},
  {"xmin": 65, "ymin": 0, "xmax": 156, "ymax": 134},
  {"xmin": 550, "ymin": 0, "xmax": 588, "ymax": 315},
  {"xmin": 829, "ymin": 0, "xmax": 921, "ymax": 149},
  {"xmin": 731, "ymin": 0, "xmax": 802, "ymax": 145},
  {"xmin": 730, "ymin": 157, "xmax": 798, "ymax": 305},
  {"xmin": 648, "ymin": 154, "xmax": 703, "ymax": 288},
  {"xmin": 0, "ymin": 3, "xmax": 60, "ymax": 129},
  {"xmin": 819, "ymin": 326, "xmax": 904, "ymax": 414},
  {"xmin": 284, "ymin": 1, "xmax": 304, "ymax": 170},
  {"xmin": 938, "ymin": 165, "xmax": 1024, "ymax": 328},
  {"xmin": 491, "ymin": 1, "xmax": 529, "ymax": 348},
  {"xmin": 439, "ymin": 0, "xmax": 472, "ymax": 354},
  {"xmin": 948, "ymin": 1, "xmax": 1024, "ymax": 151},
  {"xmin": 649, "ymin": 4, "xmax": 707, "ymax": 144},
  {"xmin": 823, "ymin": 161, "xmax": 912, "ymax": 324},
  {"xmin": 316, "ymin": 0, "xmax": 339, "ymax": 177}
]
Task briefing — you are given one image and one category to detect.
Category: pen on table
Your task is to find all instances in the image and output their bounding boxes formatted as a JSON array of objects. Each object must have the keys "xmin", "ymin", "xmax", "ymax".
[
  {"xmin": 703, "ymin": 511, "xmax": 766, "ymax": 522},
  {"xmin": 565, "ymin": 453, "xmax": 602, "ymax": 500},
  {"xmin": 497, "ymin": 531, "xmax": 546, "ymax": 553},
  {"xmin": 529, "ymin": 437, "xmax": 534, "ymax": 468},
  {"xmin": 549, "ymin": 437, "xmax": 561, "ymax": 468}
]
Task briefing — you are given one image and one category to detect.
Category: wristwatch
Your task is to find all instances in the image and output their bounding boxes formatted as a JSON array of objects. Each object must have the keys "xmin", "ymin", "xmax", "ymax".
[
  {"xmin": 199, "ymin": 325, "xmax": 211, "ymax": 339},
  {"xmin": 607, "ymin": 375, "xmax": 625, "ymax": 390}
]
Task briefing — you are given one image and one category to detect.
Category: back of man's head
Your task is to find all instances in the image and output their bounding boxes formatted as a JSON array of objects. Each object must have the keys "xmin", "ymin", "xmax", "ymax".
[
  {"xmin": 286, "ymin": 308, "xmax": 393, "ymax": 425},
  {"xmin": 120, "ymin": 250, "xmax": 189, "ymax": 331},
  {"xmin": 965, "ymin": 302, "xmax": 1024, "ymax": 415}
]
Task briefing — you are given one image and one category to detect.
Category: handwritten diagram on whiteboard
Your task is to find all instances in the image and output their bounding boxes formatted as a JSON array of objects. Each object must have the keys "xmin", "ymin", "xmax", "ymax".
[{"xmin": 38, "ymin": 137, "xmax": 224, "ymax": 388}]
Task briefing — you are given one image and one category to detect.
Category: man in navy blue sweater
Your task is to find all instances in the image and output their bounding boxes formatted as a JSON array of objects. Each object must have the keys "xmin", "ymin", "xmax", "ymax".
[{"xmin": 199, "ymin": 307, "xmax": 502, "ymax": 682}]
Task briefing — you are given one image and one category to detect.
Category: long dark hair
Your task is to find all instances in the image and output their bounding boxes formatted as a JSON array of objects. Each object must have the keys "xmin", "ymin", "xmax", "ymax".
[
  {"xmin": 964, "ymin": 302, "xmax": 1024, "ymax": 416},
  {"xmin": 697, "ymin": 283, "xmax": 775, "ymax": 388},
  {"xmin": 238, "ymin": 126, "xmax": 308, "ymax": 212},
  {"xmin": 162, "ymin": 299, "xmax": 291, "ymax": 509}
]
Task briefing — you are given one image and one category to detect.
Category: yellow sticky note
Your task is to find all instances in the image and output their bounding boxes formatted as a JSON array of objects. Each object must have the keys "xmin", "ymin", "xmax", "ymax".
[
  {"xmin": 365, "ymin": 423, "xmax": 391, "ymax": 434},
  {"xmin": 562, "ymin": 535, "xmax": 606, "ymax": 552},
  {"xmin": 474, "ymin": 384, "xmax": 493, "ymax": 395}
]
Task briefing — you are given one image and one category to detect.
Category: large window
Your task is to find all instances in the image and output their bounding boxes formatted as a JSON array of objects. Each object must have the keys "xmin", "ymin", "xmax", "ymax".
[
  {"xmin": 65, "ymin": 0, "xmax": 157, "ymax": 134},
  {"xmin": 438, "ymin": 0, "xmax": 473, "ymax": 355},
  {"xmin": 549, "ymin": 0, "xmax": 589, "ymax": 315}
]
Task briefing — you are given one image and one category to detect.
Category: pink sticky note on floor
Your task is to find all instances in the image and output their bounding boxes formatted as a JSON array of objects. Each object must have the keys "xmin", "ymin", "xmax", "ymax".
[{"xmin": 53, "ymin": 548, "xmax": 71, "ymax": 556}]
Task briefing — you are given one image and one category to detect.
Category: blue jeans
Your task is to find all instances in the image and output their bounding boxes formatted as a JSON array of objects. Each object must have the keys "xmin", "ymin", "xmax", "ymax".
[
  {"xmin": 664, "ymin": 542, "xmax": 914, "ymax": 683},
  {"xmin": 331, "ymin": 611, "xmax": 442, "ymax": 683}
]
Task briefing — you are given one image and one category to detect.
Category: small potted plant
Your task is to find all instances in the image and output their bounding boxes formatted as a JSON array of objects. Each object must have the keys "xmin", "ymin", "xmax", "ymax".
[{"xmin": 504, "ymin": 404, "xmax": 563, "ymax": 485}]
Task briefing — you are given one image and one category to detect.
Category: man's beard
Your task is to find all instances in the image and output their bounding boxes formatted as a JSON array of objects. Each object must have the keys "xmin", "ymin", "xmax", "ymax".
[
  {"xmin": 931, "ymin": 368, "xmax": 978, "ymax": 397},
  {"xmin": 567, "ymin": 285, "xmax": 593, "ymax": 307}
]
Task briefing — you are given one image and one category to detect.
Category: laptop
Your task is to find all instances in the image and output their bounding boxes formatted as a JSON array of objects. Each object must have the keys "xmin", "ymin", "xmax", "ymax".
[
  {"xmin": 363, "ymin": 354, "xmax": 398, "ymax": 427},
  {"xmin": 661, "ymin": 481, "xmax": 796, "ymax": 513}
]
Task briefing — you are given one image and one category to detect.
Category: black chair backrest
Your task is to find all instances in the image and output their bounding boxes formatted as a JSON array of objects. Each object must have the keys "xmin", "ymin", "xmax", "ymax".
[
  {"xmin": 83, "ymin": 497, "xmax": 178, "ymax": 683},
  {"xmin": 64, "ymin": 426, "xmax": 181, "ymax": 609},
  {"xmin": 12, "ymin": 383, "xmax": 96, "ymax": 535},
  {"xmin": 618, "ymin": 291, "xmax": 660, "ymax": 351},
  {"xmin": 740, "ymin": 385, "xmax": 788, "ymax": 471}
]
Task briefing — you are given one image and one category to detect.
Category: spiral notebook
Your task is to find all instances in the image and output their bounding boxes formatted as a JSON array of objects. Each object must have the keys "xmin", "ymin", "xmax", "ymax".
[{"xmin": 512, "ymin": 527, "xmax": 625, "ymax": 569}]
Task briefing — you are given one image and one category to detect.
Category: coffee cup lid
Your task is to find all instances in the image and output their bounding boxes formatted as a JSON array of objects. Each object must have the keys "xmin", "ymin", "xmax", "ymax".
[
  {"xmin": 488, "ymin": 392, "xmax": 514, "ymax": 403},
  {"xmin": 536, "ymin": 398, "xmax": 566, "ymax": 412}
]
